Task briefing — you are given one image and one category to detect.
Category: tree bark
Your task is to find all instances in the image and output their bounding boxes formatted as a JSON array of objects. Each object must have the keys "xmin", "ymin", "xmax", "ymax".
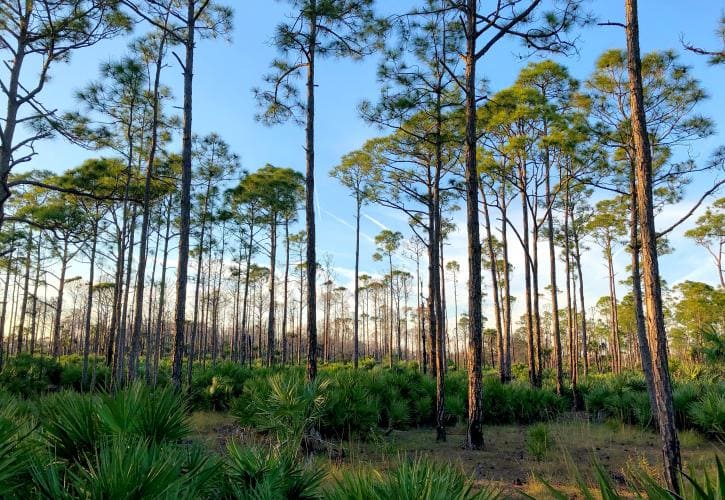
[
  {"xmin": 240, "ymin": 220, "xmax": 255, "ymax": 364},
  {"xmin": 520, "ymin": 169, "xmax": 537, "ymax": 388},
  {"xmin": 563, "ymin": 183, "xmax": 576, "ymax": 388},
  {"xmin": 546, "ymin": 169, "xmax": 563, "ymax": 394},
  {"xmin": 153, "ymin": 200, "xmax": 172, "ymax": 386},
  {"xmin": 129, "ymin": 29, "xmax": 167, "ymax": 381},
  {"xmin": 0, "ymin": 250, "xmax": 13, "ymax": 370},
  {"xmin": 480, "ymin": 187, "xmax": 504, "ymax": 382},
  {"xmin": 305, "ymin": 3, "xmax": 318, "ymax": 382},
  {"xmin": 463, "ymin": 0, "xmax": 484, "ymax": 449},
  {"xmin": 172, "ymin": 0, "xmax": 197, "ymax": 390},
  {"xmin": 82, "ymin": 219, "xmax": 99, "ymax": 389},
  {"xmin": 187, "ymin": 178, "xmax": 212, "ymax": 385},
  {"xmin": 500, "ymin": 191, "xmax": 512, "ymax": 381},
  {"xmin": 625, "ymin": 0, "xmax": 682, "ymax": 490},
  {"xmin": 0, "ymin": 13, "xmax": 28, "ymax": 230},
  {"xmin": 605, "ymin": 241, "xmax": 620, "ymax": 373},
  {"xmin": 266, "ymin": 218, "xmax": 277, "ymax": 366},
  {"xmin": 282, "ymin": 220, "xmax": 291, "ymax": 364},
  {"xmin": 52, "ymin": 240, "xmax": 69, "ymax": 358},
  {"xmin": 572, "ymin": 218, "xmax": 589, "ymax": 378},
  {"xmin": 16, "ymin": 232, "xmax": 32, "ymax": 354},
  {"xmin": 353, "ymin": 196, "xmax": 361, "ymax": 368},
  {"xmin": 29, "ymin": 235, "xmax": 41, "ymax": 354}
]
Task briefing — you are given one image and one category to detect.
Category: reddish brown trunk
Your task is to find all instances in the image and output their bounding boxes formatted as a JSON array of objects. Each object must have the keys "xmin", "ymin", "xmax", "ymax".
[{"xmin": 625, "ymin": 0, "xmax": 682, "ymax": 491}]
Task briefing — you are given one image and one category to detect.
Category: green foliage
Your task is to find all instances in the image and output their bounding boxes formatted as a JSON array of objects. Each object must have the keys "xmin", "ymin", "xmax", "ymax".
[
  {"xmin": 582, "ymin": 372, "xmax": 724, "ymax": 434},
  {"xmin": 73, "ymin": 438, "xmax": 218, "ymax": 500},
  {"xmin": 227, "ymin": 364, "xmax": 569, "ymax": 439},
  {"xmin": 0, "ymin": 354, "xmax": 62, "ymax": 396},
  {"xmin": 481, "ymin": 377, "xmax": 565, "ymax": 425},
  {"xmin": 234, "ymin": 371, "xmax": 328, "ymax": 451},
  {"xmin": 526, "ymin": 423, "xmax": 552, "ymax": 461},
  {"xmin": 40, "ymin": 391, "xmax": 101, "ymax": 461},
  {"xmin": 531, "ymin": 456, "xmax": 725, "ymax": 500},
  {"xmin": 328, "ymin": 457, "xmax": 498, "ymax": 500},
  {"xmin": 674, "ymin": 382, "xmax": 702, "ymax": 428},
  {"xmin": 39, "ymin": 383, "xmax": 190, "ymax": 465},
  {"xmin": 0, "ymin": 394, "xmax": 36, "ymax": 494},
  {"xmin": 224, "ymin": 444, "xmax": 325, "ymax": 499},
  {"xmin": 321, "ymin": 369, "xmax": 380, "ymax": 439},
  {"xmin": 190, "ymin": 361, "xmax": 252, "ymax": 410},
  {"xmin": 99, "ymin": 382, "xmax": 191, "ymax": 444},
  {"xmin": 688, "ymin": 389, "xmax": 725, "ymax": 438}
]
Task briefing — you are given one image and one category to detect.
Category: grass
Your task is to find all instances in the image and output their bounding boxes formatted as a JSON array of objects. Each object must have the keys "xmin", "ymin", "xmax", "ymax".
[{"xmin": 188, "ymin": 412, "xmax": 721, "ymax": 497}]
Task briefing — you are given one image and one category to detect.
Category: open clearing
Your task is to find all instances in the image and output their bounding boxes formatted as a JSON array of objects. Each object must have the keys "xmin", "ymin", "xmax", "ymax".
[{"xmin": 190, "ymin": 411, "xmax": 720, "ymax": 497}]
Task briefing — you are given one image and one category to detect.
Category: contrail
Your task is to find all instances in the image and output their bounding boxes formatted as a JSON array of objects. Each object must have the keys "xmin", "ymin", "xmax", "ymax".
[
  {"xmin": 363, "ymin": 213, "xmax": 388, "ymax": 230},
  {"xmin": 324, "ymin": 210, "xmax": 375, "ymax": 243},
  {"xmin": 324, "ymin": 210, "xmax": 355, "ymax": 230}
]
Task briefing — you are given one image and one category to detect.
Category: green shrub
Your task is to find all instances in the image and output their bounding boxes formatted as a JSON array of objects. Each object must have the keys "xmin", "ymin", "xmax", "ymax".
[
  {"xmin": 689, "ymin": 390, "xmax": 725, "ymax": 437},
  {"xmin": 630, "ymin": 391, "xmax": 653, "ymax": 429},
  {"xmin": 0, "ymin": 354, "xmax": 61, "ymax": 396},
  {"xmin": 59, "ymin": 363, "xmax": 83, "ymax": 391},
  {"xmin": 190, "ymin": 362, "xmax": 251, "ymax": 410},
  {"xmin": 533, "ymin": 456, "xmax": 725, "ymax": 500},
  {"xmin": 234, "ymin": 372, "xmax": 328, "ymax": 451},
  {"xmin": 482, "ymin": 378, "xmax": 513, "ymax": 424},
  {"xmin": 0, "ymin": 394, "xmax": 36, "ymax": 494},
  {"xmin": 328, "ymin": 457, "xmax": 498, "ymax": 500},
  {"xmin": 584, "ymin": 383, "xmax": 612, "ymax": 420},
  {"xmin": 360, "ymin": 357, "xmax": 377, "ymax": 370},
  {"xmin": 224, "ymin": 443, "xmax": 325, "ymax": 499},
  {"xmin": 526, "ymin": 423, "xmax": 551, "ymax": 461},
  {"xmin": 674, "ymin": 382, "xmax": 701, "ymax": 428},
  {"xmin": 73, "ymin": 438, "xmax": 218, "ymax": 499},
  {"xmin": 40, "ymin": 391, "xmax": 100, "ymax": 461},
  {"xmin": 321, "ymin": 370, "xmax": 379, "ymax": 438},
  {"xmin": 98, "ymin": 382, "xmax": 190, "ymax": 444}
]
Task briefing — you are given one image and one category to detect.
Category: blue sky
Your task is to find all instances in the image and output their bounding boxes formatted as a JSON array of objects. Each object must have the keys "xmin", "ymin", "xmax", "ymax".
[{"xmin": 18, "ymin": 1, "xmax": 725, "ymax": 323}]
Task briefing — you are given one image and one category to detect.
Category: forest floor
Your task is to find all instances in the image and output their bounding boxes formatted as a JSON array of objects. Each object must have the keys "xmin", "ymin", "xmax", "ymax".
[{"xmin": 189, "ymin": 411, "xmax": 720, "ymax": 498}]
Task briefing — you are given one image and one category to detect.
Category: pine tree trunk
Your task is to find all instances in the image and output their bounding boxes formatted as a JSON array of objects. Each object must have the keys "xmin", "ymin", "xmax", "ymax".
[
  {"xmin": 572, "ymin": 221, "xmax": 589, "ymax": 378},
  {"xmin": 480, "ymin": 187, "xmax": 504, "ymax": 382},
  {"xmin": 625, "ymin": 0, "xmax": 682, "ymax": 490},
  {"xmin": 130, "ymin": 32, "xmax": 167, "ymax": 381},
  {"xmin": 282, "ymin": 220, "xmax": 290, "ymax": 364},
  {"xmin": 172, "ymin": 0, "xmax": 197, "ymax": 390},
  {"xmin": 153, "ymin": 201, "xmax": 172, "ymax": 386},
  {"xmin": 82, "ymin": 220, "xmax": 98, "ymax": 389},
  {"xmin": 546, "ymin": 171, "xmax": 563, "ymax": 394},
  {"xmin": 605, "ymin": 243, "xmax": 620, "ymax": 372},
  {"xmin": 29, "ymin": 235, "xmax": 41, "ymax": 354},
  {"xmin": 629, "ymin": 169, "xmax": 658, "ymax": 416},
  {"xmin": 463, "ymin": 0, "xmax": 483, "ymax": 449},
  {"xmin": 520, "ymin": 175, "xmax": 537, "ymax": 387},
  {"xmin": 266, "ymin": 219, "xmax": 277, "ymax": 366},
  {"xmin": 16, "ymin": 232, "xmax": 32, "ymax": 354},
  {"xmin": 531, "ymin": 229, "xmax": 543, "ymax": 387},
  {"xmin": 116, "ymin": 207, "xmax": 137, "ymax": 385},
  {"xmin": 305, "ymin": 5, "xmax": 319, "ymax": 382},
  {"xmin": 353, "ymin": 198, "xmax": 361, "ymax": 368},
  {"xmin": 145, "ymin": 216, "xmax": 162, "ymax": 384},
  {"xmin": 240, "ymin": 221, "xmax": 254, "ymax": 364},
  {"xmin": 0, "ymin": 19, "xmax": 28, "ymax": 231},
  {"xmin": 563, "ymin": 184, "xmax": 575, "ymax": 389},
  {"xmin": 500, "ymin": 192, "xmax": 512, "ymax": 382},
  {"xmin": 52, "ymin": 241, "xmax": 69, "ymax": 358}
]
